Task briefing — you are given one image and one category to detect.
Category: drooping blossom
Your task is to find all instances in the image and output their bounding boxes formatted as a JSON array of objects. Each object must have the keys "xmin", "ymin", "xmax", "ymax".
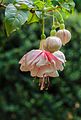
[
  {"xmin": 19, "ymin": 50, "xmax": 66, "ymax": 90},
  {"xmin": 56, "ymin": 29, "xmax": 71, "ymax": 45}
]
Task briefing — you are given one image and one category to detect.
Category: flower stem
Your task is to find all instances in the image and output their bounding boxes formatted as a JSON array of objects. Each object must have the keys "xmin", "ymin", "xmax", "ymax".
[
  {"xmin": 52, "ymin": 10, "xmax": 55, "ymax": 29},
  {"xmin": 41, "ymin": 0, "xmax": 46, "ymax": 39},
  {"xmin": 50, "ymin": 11, "xmax": 56, "ymax": 36},
  {"xmin": 56, "ymin": 9, "xmax": 64, "ymax": 24},
  {"xmin": 44, "ymin": 6, "xmax": 61, "ymax": 12}
]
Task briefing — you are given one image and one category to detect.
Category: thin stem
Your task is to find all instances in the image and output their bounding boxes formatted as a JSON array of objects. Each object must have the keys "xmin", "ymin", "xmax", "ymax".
[
  {"xmin": 53, "ymin": 10, "xmax": 55, "ymax": 27},
  {"xmin": 44, "ymin": 6, "xmax": 61, "ymax": 12},
  {"xmin": 41, "ymin": 0, "xmax": 46, "ymax": 39},
  {"xmin": 56, "ymin": 9, "xmax": 64, "ymax": 23},
  {"xmin": 42, "ymin": 0, "xmax": 44, "ymax": 34},
  {"xmin": 42, "ymin": 12, "xmax": 44, "ymax": 35}
]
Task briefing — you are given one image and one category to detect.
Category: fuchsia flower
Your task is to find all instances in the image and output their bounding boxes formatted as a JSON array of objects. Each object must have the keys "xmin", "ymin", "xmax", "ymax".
[{"xmin": 19, "ymin": 50, "xmax": 66, "ymax": 90}]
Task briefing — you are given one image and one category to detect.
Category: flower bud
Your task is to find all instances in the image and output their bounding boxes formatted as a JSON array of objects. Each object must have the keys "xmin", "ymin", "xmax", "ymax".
[
  {"xmin": 41, "ymin": 34, "xmax": 46, "ymax": 39},
  {"xmin": 56, "ymin": 29, "xmax": 71, "ymax": 45},
  {"xmin": 44, "ymin": 36, "xmax": 62, "ymax": 53},
  {"xmin": 50, "ymin": 30, "xmax": 56, "ymax": 36},
  {"xmin": 39, "ymin": 39, "xmax": 46, "ymax": 50}
]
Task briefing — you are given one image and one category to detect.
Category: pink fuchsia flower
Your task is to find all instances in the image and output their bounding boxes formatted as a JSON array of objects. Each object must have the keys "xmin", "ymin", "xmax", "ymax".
[{"xmin": 19, "ymin": 50, "xmax": 66, "ymax": 90}]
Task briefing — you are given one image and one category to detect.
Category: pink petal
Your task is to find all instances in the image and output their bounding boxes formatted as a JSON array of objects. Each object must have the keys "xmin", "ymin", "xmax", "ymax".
[
  {"xmin": 31, "ymin": 63, "xmax": 57, "ymax": 77},
  {"xmin": 55, "ymin": 60, "xmax": 64, "ymax": 71},
  {"xmin": 19, "ymin": 54, "xmax": 26, "ymax": 64},
  {"xmin": 30, "ymin": 65, "xmax": 39, "ymax": 77},
  {"xmin": 36, "ymin": 52, "xmax": 49, "ymax": 67},
  {"xmin": 20, "ymin": 63, "xmax": 28, "ymax": 71},
  {"xmin": 53, "ymin": 50, "xmax": 66, "ymax": 63},
  {"xmin": 26, "ymin": 50, "xmax": 42, "ymax": 65},
  {"xmin": 47, "ymin": 71, "xmax": 59, "ymax": 77}
]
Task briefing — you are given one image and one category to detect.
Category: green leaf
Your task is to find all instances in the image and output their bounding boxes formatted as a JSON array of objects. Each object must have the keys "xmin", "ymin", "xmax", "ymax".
[
  {"xmin": 27, "ymin": 11, "xmax": 40, "ymax": 24},
  {"xmin": 3, "ymin": 0, "xmax": 15, "ymax": 3},
  {"xmin": 5, "ymin": 4, "xmax": 28, "ymax": 36},
  {"xmin": 34, "ymin": 0, "xmax": 45, "ymax": 10},
  {"xmin": 58, "ymin": 0, "xmax": 75, "ymax": 13},
  {"xmin": 15, "ymin": 0, "xmax": 34, "ymax": 9}
]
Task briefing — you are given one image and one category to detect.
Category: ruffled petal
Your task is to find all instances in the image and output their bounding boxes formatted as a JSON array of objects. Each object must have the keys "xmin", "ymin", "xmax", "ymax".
[
  {"xmin": 30, "ymin": 65, "xmax": 38, "ymax": 77},
  {"xmin": 19, "ymin": 54, "xmax": 26, "ymax": 64},
  {"xmin": 20, "ymin": 63, "xmax": 28, "ymax": 71},
  {"xmin": 26, "ymin": 50, "xmax": 42, "ymax": 65},
  {"xmin": 47, "ymin": 71, "xmax": 59, "ymax": 77},
  {"xmin": 36, "ymin": 52, "xmax": 49, "ymax": 67},
  {"xmin": 55, "ymin": 61, "xmax": 64, "ymax": 71},
  {"xmin": 53, "ymin": 50, "xmax": 66, "ymax": 63}
]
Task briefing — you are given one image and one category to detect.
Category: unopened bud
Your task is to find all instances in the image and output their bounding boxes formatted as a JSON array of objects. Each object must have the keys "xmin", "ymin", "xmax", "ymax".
[
  {"xmin": 44, "ymin": 36, "xmax": 62, "ymax": 53},
  {"xmin": 56, "ymin": 29, "xmax": 71, "ymax": 45}
]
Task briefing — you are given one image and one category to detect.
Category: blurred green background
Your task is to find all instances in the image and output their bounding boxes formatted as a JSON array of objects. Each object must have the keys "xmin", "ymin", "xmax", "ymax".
[{"xmin": 0, "ymin": 0, "xmax": 81, "ymax": 120}]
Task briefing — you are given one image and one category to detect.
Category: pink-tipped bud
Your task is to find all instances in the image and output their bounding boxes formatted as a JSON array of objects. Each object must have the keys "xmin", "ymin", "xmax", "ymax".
[
  {"xmin": 56, "ymin": 29, "xmax": 71, "ymax": 45},
  {"xmin": 44, "ymin": 36, "xmax": 62, "ymax": 53}
]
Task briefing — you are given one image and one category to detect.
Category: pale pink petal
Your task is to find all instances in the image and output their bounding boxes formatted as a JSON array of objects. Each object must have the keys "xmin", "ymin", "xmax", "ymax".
[
  {"xmin": 20, "ymin": 63, "xmax": 28, "ymax": 71},
  {"xmin": 47, "ymin": 71, "xmax": 59, "ymax": 77},
  {"xmin": 55, "ymin": 60, "xmax": 64, "ymax": 71},
  {"xmin": 37, "ymin": 64, "xmax": 56, "ymax": 77},
  {"xmin": 44, "ymin": 51, "xmax": 54, "ymax": 62},
  {"xmin": 53, "ymin": 50, "xmax": 66, "ymax": 63},
  {"xmin": 20, "ymin": 62, "xmax": 35, "ymax": 72},
  {"xmin": 30, "ymin": 65, "xmax": 39, "ymax": 77},
  {"xmin": 19, "ymin": 54, "xmax": 26, "ymax": 64},
  {"xmin": 36, "ymin": 52, "xmax": 49, "ymax": 67},
  {"xmin": 31, "ymin": 54, "xmax": 41, "ymax": 66},
  {"xmin": 25, "ymin": 50, "xmax": 42, "ymax": 65}
]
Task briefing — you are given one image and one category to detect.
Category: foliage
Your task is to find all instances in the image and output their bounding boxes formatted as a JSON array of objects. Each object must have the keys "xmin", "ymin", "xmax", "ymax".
[
  {"xmin": 0, "ymin": 0, "xmax": 75, "ymax": 36},
  {"xmin": 74, "ymin": 0, "xmax": 81, "ymax": 12},
  {"xmin": 0, "ymin": 8, "xmax": 81, "ymax": 119}
]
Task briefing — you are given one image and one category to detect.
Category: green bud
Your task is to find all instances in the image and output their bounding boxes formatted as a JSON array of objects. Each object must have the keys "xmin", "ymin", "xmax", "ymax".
[
  {"xmin": 41, "ymin": 34, "xmax": 46, "ymax": 39},
  {"xmin": 60, "ymin": 24, "xmax": 65, "ymax": 29},
  {"xmin": 52, "ymin": 25, "xmax": 55, "ymax": 30},
  {"xmin": 50, "ymin": 30, "xmax": 56, "ymax": 36}
]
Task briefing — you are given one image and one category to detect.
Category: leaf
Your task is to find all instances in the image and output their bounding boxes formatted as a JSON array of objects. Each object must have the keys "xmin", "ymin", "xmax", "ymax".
[
  {"xmin": 16, "ymin": 0, "xmax": 34, "ymax": 8},
  {"xmin": 45, "ymin": 0, "xmax": 53, "ymax": 7},
  {"xmin": 34, "ymin": 0, "xmax": 45, "ymax": 10},
  {"xmin": 3, "ymin": 0, "xmax": 15, "ymax": 3},
  {"xmin": 27, "ymin": 11, "xmax": 40, "ymax": 24},
  {"xmin": 58, "ymin": 0, "xmax": 75, "ymax": 13},
  {"xmin": 5, "ymin": 4, "xmax": 28, "ymax": 36}
]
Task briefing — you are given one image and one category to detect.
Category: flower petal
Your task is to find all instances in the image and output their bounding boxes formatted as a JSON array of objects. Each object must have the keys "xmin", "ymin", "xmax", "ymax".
[
  {"xmin": 53, "ymin": 50, "xmax": 66, "ymax": 63},
  {"xmin": 25, "ymin": 50, "xmax": 42, "ymax": 65},
  {"xmin": 36, "ymin": 64, "xmax": 56, "ymax": 77},
  {"xmin": 36, "ymin": 52, "xmax": 49, "ymax": 67},
  {"xmin": 47, "ymin": 71, "xmax": 59, "ymax": 77},
  {"xmin": 19, "ymin": 54, "xmax": 26, "ymax": 64},
  {"xmin": 20, "ymin": 63, "xmax": 28, "ymax": 71}
]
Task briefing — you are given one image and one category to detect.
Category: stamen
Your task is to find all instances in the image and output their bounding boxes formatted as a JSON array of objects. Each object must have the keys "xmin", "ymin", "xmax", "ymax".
[
  {"xmin": 39, "ymin": 75, "xmax": 50, "ymax": 90},
  {"xmin": 39, "ymin": 77, "xmax": 45, "ymax": 90}
]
